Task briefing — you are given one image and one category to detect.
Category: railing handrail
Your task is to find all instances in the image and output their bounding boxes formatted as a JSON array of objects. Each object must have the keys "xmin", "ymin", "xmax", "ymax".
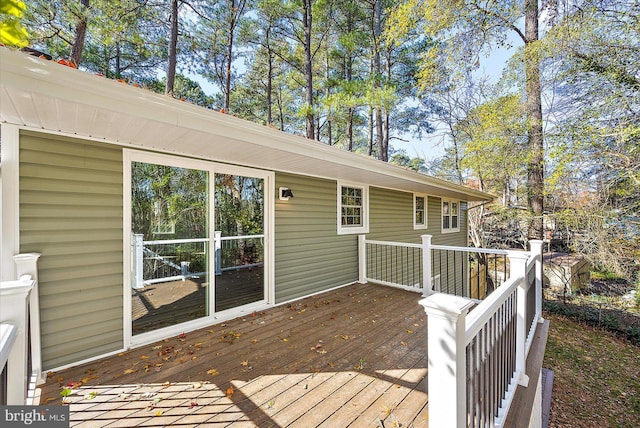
[
  {"xmin": 220, "ymin": 234, "xmax": 265, "ymax": 241},
  {"xmin": 464, "ymin": 274, "xmax": 522, "ymax": 344},
  {"xmin": 362, "ymin": 238, "xmax": 422, "ymax": 249},
  {"xmin": 0, "ymin": 323, "xmax": 17, "ymax": 373},
  {"xmin": 142, "ymin": 234, "xmax": 265, "ymax": 246},
  {"xmin": 432, "ymin": 244, "xmax": 510, "ymax": 255},
  {"xmin": 464, "ymin": 251, "xmax": 535, "ymax": 343},
  {"xmin": 142, "ymin": 237, "xmax": 210, "ymax": 245}
]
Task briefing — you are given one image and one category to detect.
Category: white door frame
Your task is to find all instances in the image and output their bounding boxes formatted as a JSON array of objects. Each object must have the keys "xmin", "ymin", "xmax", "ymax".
[{"xmin": 123, "ymin": 149, "xmax": 274, "ymax": 348}]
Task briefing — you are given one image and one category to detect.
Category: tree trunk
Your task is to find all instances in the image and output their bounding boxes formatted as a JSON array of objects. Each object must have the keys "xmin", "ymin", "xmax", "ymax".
[
  {"xmin": 373, "ymin": 0, "xmax": 386, "ymax": 161},
  {"xmin": 224, "ymin": 0, "xmax": 237, "ymax": 112},
  {"xmin": 69, "ymin": 0, "xmax": 90, "ymax": 67},
  {"xmin": 302, "ymin": 0, "xmax": 315, "ymax": 140},
  {"xmin": 525, "ymin": 0, "xmax": 544, "ymax": 239},
  {"xmin": 266, "ymin": 28, "xmax": 273, "ymax": 126},
  {"xmin": 166, "ymin": 0, "xmax": 179, "ymax": 96}
]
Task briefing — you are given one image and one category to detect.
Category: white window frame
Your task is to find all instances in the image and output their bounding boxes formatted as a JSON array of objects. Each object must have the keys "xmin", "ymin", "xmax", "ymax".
[
  {"xmin": 441, "ymin": 198, "xmax": 461, "ymax": 234},
  {"xmin": 337, "ymin": 182, "xmax": 369, "ymax": 235},
  {"xmin": 413, "ymin": 193, "xmax": 428, "ymax": 230}
]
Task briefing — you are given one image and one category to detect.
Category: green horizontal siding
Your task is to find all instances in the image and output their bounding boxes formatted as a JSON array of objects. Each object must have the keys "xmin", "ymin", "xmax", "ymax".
[
  {"xmin": 19, "ymin": 131, "xmax": 124, "ymax": 370},
  {"xmin": 274, "ymin": 173, "xmax": 357, "ymax": 303}
]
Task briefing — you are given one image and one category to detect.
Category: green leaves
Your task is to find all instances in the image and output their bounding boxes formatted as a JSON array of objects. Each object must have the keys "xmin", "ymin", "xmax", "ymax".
[{"xmin": 0, "ymin": 0, "xmax": 29, "ymax": 47}]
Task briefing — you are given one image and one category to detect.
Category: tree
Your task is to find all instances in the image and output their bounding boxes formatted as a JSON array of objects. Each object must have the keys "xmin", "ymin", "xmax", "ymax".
[
  {"xmin": 1, "ymin": 0, "xmax": 30, "ymax": 47},
  {"xmin": 196, "ymin": 0, "xmax": 250, "ymax": 112},
  {"xmin": 388, "ymin": 0, "xmax": 546, "ymax": 238},
  {"xmin": 543, "ymin": 0, "xmax": 639, "ymax": 278}
]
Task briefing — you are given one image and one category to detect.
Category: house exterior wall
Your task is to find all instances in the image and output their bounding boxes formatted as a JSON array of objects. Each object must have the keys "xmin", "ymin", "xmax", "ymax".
[
  {"xmin": 274, "ymin": 173, "xmax": 358, "ymax": 303},
  {"xmin": 18, "ymin": 131, "xmax": 124, "ymax": 370},
  {"xmin": 15, "ymin": 131, "xmax": 471, "ymax": 369}
]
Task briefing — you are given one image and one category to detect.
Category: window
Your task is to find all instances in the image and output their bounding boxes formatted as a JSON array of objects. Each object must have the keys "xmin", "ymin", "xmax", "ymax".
[
  {"xmin": 413, "ymin": 194, "xmax": 427, "ymax": 229},
  {"xmin": 337, "ymin": 182, "xmax": 368, "ymax": 234},
  {"xmin": 442, "ymin": 199, "xmax": 460, "ymax": 233}
]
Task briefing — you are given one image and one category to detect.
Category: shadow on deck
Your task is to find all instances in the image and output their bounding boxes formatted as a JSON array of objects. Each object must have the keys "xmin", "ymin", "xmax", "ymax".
[{"xmin": 38, "ymin": 283, "xmax": 429, "ymax": 427}]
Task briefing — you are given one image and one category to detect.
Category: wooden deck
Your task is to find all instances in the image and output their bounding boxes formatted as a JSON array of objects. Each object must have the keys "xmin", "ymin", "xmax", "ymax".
[{"xmin": 37, "ymin": 283, "xmax": 429, "ymax": 427}]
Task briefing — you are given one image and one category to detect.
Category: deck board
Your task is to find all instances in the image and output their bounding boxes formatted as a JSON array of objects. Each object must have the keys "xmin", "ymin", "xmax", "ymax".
[{"xmin": 37, "ymin": 282, "xmax": 429, "ymax": 427}]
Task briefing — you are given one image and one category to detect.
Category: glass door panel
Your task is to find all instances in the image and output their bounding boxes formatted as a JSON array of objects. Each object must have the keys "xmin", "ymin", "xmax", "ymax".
[
  {"xmin": 131, "ymin": 161, "xmax": 210, "ymax": 335},
  {"xmin": 214, "ymin": 174, "xmax": 265, "ymax": 311}
]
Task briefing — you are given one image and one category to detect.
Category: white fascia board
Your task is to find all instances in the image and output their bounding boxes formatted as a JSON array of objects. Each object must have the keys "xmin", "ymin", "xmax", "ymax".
[{"xmin": 0, "ymin": 48, "xmax": 493, "ymax": 202}]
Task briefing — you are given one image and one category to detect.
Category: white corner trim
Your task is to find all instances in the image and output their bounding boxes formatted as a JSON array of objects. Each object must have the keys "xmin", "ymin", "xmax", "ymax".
[{"xmin": 1, "ymin": 124, "xmax": 21, "ymax": 281}]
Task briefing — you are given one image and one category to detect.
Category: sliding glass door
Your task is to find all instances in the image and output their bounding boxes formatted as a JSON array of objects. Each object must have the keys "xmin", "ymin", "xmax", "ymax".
[
  {"xmin": 130, "ymin": 161, "xmax": 210, "ymax": 335},
  {"xmin": 214, "ymin": 173, "xmax": 265, "ymax": 312},
  {"xmin": 127, "ymin": 152, "xmax": 270, "ymax": 338}
]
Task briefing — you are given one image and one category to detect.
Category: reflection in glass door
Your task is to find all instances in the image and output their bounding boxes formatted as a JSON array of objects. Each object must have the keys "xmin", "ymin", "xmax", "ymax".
[
  {"xmin": 130, "ymin": 161, "xmax": 210, "ymax": 335},
  {"xmin": 214, "ymin": 174, "xmax": 265, "ymax": 312}
]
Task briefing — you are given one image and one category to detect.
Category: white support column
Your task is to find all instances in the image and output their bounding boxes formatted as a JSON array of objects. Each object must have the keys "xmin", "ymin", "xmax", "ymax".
[
  {"xmin": 507, "ymin": 250, "xmax": 530, "ymax": 387},
  {"xmin": 358, "ymin": 234, "xmax": 367, "ymax": 284},
  {"xmin": 529, "ymin": 240, "xmax": 544, "ymax": 322},
  {"xmin": 13, "ymin": 253, "xmax": 42, "ymax": 385},
  {"xmin": 1, "ymin": 124, "xmax": 21, "ymax": 282},
  {"xmin": 421, "ymin": 293, "xmax": 475, "ymax": 428},
  {"xmin": 421, "ymin": 234, "xmax": 433, "ymax": 296},
  {"xmin": 0, "ymin": 275, "xmax": 35, "ymax": 404}
]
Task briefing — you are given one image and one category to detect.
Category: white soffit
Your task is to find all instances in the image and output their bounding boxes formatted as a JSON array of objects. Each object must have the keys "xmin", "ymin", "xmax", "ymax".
[{"xmin": 0, "ymin": 48, "xmax": 492, "ymax": 202}]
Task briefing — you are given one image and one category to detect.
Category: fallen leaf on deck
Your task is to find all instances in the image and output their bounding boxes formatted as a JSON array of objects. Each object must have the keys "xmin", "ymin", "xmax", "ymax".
[
  {"xmin": 152, "ymin": 345, "xmax": 162, "ymax": 350},
  {"xmin": 252, "ymin": 339, "xmax": 258, "ymax": 344},
  {"xmin": 179, "ymin": 333, "xmax": 187, "ymax": 339},
  {"xmin": 401, "ymin": 341, "xmax": 408, "ymax": 346},
  {"xmin": 140, "ymin": 355, "xmax": 150, "ymax": 359},
  {"xmin": 406, "ymin": 329, "xmax": 414, "ymax": 334},
  {"xmin": 190, "ymin": 401, "xmax": 198, "ymax": 408},
  {"xmin": 60, "ymin": 388, "xmax": 72, "ymax": 397},
  {"xmin": 84, "ymin": 391, "xmax": 97, "ymax": 400},
  {"xmin": 241, "ymin": 360, "xmax": 249, "ymax": 367},
  {"xmin": 226, "ymin": 385, "xmax": 234, "ymax": 398},
  {"xmin": 155, "ymin": 410, "xmax": 163, "ymax": 416},
  {"xmin": 207, "ymin": 368, "xmax": 220, "ymax": 376},
  {"xmin": 123, "ymin": 369, "xmax": 135, "ymax": 374},
  {"xmin": 341, "ymin": 335, "xmax": 350, "ymax": 340},
  {"xmin": 282, "ymin": 338, "xmax": 288, "ymax": 342}
]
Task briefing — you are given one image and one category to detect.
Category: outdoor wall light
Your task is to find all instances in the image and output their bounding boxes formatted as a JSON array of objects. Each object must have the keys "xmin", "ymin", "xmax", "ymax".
[{"xmin": 279, "ymin": 187, "xmax": 294, "ymax": 200}]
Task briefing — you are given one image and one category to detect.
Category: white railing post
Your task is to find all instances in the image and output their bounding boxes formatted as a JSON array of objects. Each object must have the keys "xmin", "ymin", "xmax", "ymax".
[
  {"xmin": 507, "ymin": 250, "xmax": 530, "ymax": 387},
  {"xmin": 132, "ymin": 234, "xmax": 145, "ymax": 289},
  {"xmin": 529, "ymin": 240, "xmax": 544, "ymax": 322},
  {"xmin": 421, "ymin": 235, "xmax": 433, "ymax": 296},
  {"xmin": 0, "ymin": 275, "xmax": 35, "ymax": 404},
  {"xmin": 358, "ymin": 234, "xmax": 367, "ymax": 284},
  {"xmin": 13, "ymin": 253, "xmax": 42, "ymax": 388},
  {"xmin": 214, "ymin": 231, "xmax": 222, "ymax": 276},
  {"xmin": 421, "ymin": 293, "xmax": 475, "ymax": 428}
]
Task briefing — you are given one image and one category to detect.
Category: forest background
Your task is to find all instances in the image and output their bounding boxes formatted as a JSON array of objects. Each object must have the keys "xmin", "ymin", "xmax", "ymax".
[{"xmin": 2, "ymin": 0, "xmax": 638, "ymax": 285}]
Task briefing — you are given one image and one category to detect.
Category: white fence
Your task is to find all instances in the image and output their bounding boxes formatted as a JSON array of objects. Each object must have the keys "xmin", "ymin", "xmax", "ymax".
[
  {"xmin": 358, "ymin": 234, "xmax": 512, "ymax": 299},
  {"xmin": 421, "ymin": 241, "xmax": 544, "ymax": 428},
  {"xmin": 131, "ymin": 232, "xmax": 264, "ymax": 289},
  {"xmin": 0, "ymin": 253, "xmax": 41, "ymax": 405}
]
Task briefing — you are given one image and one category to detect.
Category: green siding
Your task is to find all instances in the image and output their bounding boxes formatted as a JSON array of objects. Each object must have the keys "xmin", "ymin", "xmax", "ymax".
[
  {"xmin": 274, "ymin": 173, "xmax": 357, "ymax": 303},
  {"xmin": 19, "ymin": 132, "xmax": 123, "ymax": 370}
]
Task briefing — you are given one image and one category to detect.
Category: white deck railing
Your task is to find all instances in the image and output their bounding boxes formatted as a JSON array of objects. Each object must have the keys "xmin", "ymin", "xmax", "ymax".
[
  {"xmin": 0, "ymin": 253, "xmax": 41, "ymax": 405},
  {"xmin": 131, "ymin": 232, "xmax": 265, "ymax": 289},
  {"xmin": 358, "ymin": 234, "xmax": 513, "ymax": 299},
  {"xmin": 421, "ymin": 241, "xmax": 544, "ymax": 428}
]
